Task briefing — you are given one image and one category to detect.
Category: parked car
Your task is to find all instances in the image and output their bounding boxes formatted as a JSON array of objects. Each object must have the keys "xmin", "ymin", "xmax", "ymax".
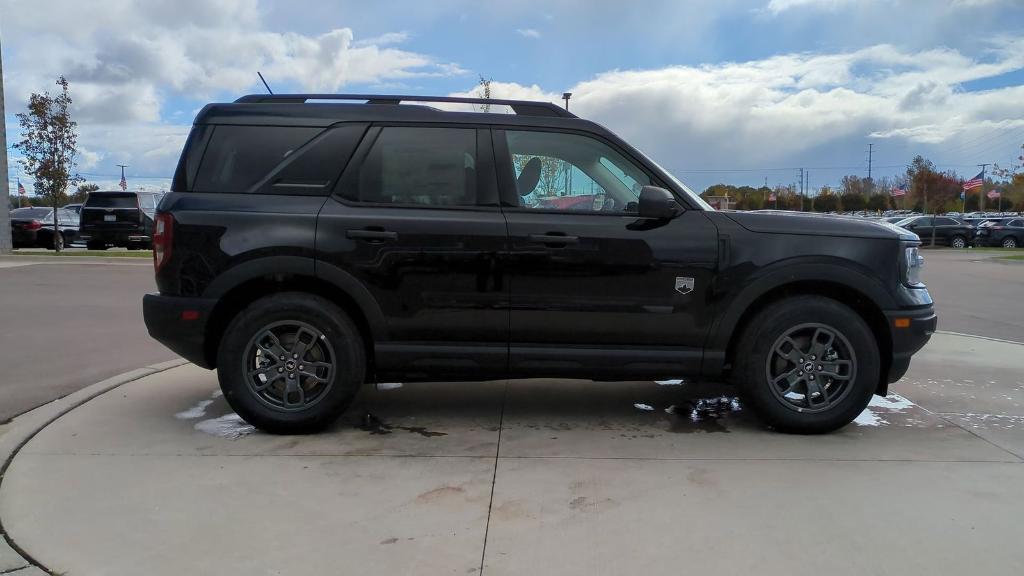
[
  {"xmin": 79, "ymin": 190, "xmax": 161, "ymax": 250},
  {"xmin": 9, "ymin": 207, "xmax": 80, "ymax": 250},
  {"xmin": 974, "ymin": 218, "xmax": 1024, "ymax": 248},
  {"xmin": 61, "ymin": 203, "xmax": 83, "ymax": 216},
  {"xmin": 143, "ymin": 93, "xmax": 936, "ymax": 435},
  {"xmin": 894, "ymin": 215, "xmax": 974, "ymax": 248}
]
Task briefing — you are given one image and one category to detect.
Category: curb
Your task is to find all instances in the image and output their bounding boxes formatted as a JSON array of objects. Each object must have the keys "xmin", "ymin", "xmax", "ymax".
[
  {"xmin": 0, "ymin": 358, "xmax": 190, "ymax": 575},
  {"xmin": 935, "ymin": 330, "xmax": 1024, "ymax": 346}
]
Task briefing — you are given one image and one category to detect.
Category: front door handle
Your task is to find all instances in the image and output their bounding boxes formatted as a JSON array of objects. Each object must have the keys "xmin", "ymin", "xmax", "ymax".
[
  {"xmin": 529, "ymin": 233, "xmax": 579, "ymax": 245},
  {"xmin": 347, "ymin": 229, "xmax": 398, "ymax": 241}
]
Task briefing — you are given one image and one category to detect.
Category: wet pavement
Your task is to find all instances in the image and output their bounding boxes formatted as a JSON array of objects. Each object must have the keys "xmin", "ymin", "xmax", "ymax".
[{"xmin": 1, "ymin": 331, "xmax": 1023, "ymax": 575}]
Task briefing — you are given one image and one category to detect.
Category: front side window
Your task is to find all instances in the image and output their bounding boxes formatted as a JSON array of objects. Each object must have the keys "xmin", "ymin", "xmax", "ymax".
[
  {"xmin": 350, "ymin": 127, "xmax": 477, "ymax": 206},
  {"xmin": 505, "ymin": 130, "xmax": 651, "ymax": 213}
]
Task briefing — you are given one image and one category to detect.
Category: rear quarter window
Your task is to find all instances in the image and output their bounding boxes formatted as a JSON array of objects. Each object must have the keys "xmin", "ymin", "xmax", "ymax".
[{"xmin": 193, "ymin": 126, "xmax": 323, "ymax": 193}]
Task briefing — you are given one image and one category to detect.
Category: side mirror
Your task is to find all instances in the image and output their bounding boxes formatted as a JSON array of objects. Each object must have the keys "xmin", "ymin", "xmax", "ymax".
[{"xmin": 637, "ymin": 186, "xmax": 684, "ymax": 219}]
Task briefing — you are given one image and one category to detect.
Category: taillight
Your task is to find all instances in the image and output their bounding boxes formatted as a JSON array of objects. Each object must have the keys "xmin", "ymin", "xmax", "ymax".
[
  {"xmin": 25, "ymin": 220, "xmax": 42, "ymax": 230},
  {"xmin": 153, "ymin": 213, "xmax": 174, "ymax": 272}
]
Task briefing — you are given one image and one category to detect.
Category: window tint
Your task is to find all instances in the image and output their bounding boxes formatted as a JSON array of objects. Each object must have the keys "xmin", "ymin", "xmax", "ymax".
[
  {"xmin": 262, "ymin": 124, "xmax": 367, "ymax": 195},
  {"xmin": 504, "ymin": 130, "xmax": 651, "ymax": 213},
  {"xmin": 86, "ymin": 193, "xmax": 137, "ymax": 208},
  {"xmin": 12, "ymin": 208, "xmax": 51, "ymax": 219},
  {"xmin": 933, "ymin": 217, "xmax": 956, "ymax": 226},
  {"xmin": 1008, "ymin": 219, "xmax": 1023, "ymax": 227},
  {"xmin": 194, "ymin": 126, "xmax": 322, "ymax": 193},
  {"xmin": 350, "ymin": 127, "xmax": 477, "ymax": 206}
]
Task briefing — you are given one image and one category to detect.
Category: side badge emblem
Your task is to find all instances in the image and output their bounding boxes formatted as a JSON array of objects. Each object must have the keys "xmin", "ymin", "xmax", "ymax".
[{"xmin": 675, "ymin": 277, "xmax": 695, "ymax": 295}]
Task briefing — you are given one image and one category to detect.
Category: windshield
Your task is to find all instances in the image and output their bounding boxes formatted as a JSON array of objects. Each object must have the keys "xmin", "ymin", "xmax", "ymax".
[{"xmin": 645, "ymin": 157, "xmax": 714, "ymax": 210}]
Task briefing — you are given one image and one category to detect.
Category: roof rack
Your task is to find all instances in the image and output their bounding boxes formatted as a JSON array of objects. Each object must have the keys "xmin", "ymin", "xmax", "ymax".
[{"xmin": 233, "ymin": 93, "xmax": 577, "ymax": 118}]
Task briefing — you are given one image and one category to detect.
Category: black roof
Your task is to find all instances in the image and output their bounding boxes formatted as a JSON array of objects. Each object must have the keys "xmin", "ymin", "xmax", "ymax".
[{"xmin": 195, "ymin": 93, "xmax": 602, "ymax": 133}]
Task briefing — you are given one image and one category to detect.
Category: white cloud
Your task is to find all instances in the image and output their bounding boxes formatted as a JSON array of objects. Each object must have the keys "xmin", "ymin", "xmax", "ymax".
[
  {"xmin": 515, "ymin": 28, "xmax": 542, "ymax": 38},
  {"xmin": 456, "ymin": 40, "xmax": 1024, "ymax": 188},
  {"xmin": 765, "ymin": 0, "xmax": 871, "ymax": 14}
]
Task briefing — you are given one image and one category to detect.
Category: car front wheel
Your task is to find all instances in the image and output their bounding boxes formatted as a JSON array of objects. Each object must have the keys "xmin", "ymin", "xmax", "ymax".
[
  {"xmin": 1003, "ymin": 237, "xmax": 1018, "ymax": 248},
  {"xmin": 951, "ymin": 236, "xmax": 967, "ymax": 249},
  {"xmin": 217, "ymin": 292, "xmax": 366, "ymax": 434},
  {"xmin": 733, "ymin": 295, "xmax": 879, "ymax": 434}
]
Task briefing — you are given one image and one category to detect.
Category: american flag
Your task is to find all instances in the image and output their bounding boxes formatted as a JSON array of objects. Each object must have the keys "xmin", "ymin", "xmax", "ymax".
[
  {"xmin": 892, "ymin": 184, "xmax": 907, "ymax": 197},
  {"xmin": 119, "ymin": 173, "xmax": 127, "ymax": 191},
  {"xmin": 987, "ymin": 190, "xmax": 1001, "ymax": 199},
  {"xmin": 17, "ymin": 181, "xmax": 26, "ymax": 196},
  {"xmin": 768, "ymin": 193, "xmax": 777, "ymax": 202},
  {"xmin": 963, "ymin": 171, "xmax": 984, "ymax": 190}
]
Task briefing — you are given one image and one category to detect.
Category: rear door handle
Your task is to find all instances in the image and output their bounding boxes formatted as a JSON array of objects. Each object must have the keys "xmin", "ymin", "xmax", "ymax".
[
  {"xmin": 346, "ymin": 229, "xmax": 398, "ymax": 241},
  {"xmin": 528, "ymin": 233, "xmax": 579, "ymax": 245}
]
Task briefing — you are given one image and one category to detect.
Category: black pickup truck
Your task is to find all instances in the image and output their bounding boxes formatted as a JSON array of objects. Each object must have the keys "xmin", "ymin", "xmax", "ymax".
[{"xmin": 143, "ymin": 94, "xmax": 936, "ymax": 435}]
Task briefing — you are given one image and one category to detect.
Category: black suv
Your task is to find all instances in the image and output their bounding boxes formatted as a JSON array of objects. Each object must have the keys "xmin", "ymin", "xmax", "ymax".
[
  {"xmin": 80, "ymin": 190, "xmax": 161, "ymax": 250},
  {"xmin": 144, "ymin": 94, "xmax": 936, "ymax": 434},
  {"xmin": 894, "ymin": 215, "xmax": 974, "ymax": 248}
]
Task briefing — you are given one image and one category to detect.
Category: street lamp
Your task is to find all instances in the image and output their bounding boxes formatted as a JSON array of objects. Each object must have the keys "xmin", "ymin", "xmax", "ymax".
[{"xmin": 562, "ymin": 92, "xmax": 572, "ymax": 111}]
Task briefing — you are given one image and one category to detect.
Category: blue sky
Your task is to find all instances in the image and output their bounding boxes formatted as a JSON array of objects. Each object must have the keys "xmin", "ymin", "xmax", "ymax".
[{"xmin": 4, "ymin": 0, "xmax": 1024, "ymax": 195}]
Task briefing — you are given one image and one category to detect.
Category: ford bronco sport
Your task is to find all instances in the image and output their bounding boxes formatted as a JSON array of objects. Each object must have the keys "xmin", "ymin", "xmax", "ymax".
[{"xmin": 143, "ymin": 94, "xmax": 936, "ymax": 434}]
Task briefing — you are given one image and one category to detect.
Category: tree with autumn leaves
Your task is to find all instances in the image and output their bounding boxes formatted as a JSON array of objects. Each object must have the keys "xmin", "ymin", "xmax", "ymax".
[{"xmin": 13, "ymin": 76, "xmax": 83, "ymax": 251}]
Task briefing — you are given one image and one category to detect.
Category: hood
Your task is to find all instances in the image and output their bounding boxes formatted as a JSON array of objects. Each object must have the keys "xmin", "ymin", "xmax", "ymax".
[{"xmin": 720, "ymin": 210, "xmax": 918, "ymax": 241}]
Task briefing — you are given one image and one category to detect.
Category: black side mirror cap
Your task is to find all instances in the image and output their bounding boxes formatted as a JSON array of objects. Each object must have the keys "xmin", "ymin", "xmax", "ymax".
[{"xmin": 637, "ymin": 186, "xmax": 684, "ymax": 219}]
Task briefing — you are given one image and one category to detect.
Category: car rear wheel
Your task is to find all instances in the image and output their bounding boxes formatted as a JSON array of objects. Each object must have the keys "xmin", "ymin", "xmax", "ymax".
[
  {"xmin": 47, "ymin": 232, "xmax": 65, "ymax": 251},
  {"xmin": 951, "ymin": 235, "xmax": 967, "ymax": 249},
  {"xmin": 1003, "ymin": 237, "xmax": 1018, "ymax": 248},
  {"xmin": 733, "ymin": 295, "xmax": 879, "ymax": 433},
  {"xmin": 217, "ymin": 292, "xmax": 366, "ymax": 434}
]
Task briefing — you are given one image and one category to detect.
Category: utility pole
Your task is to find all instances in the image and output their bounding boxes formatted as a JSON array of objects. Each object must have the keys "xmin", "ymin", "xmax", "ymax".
[
  {"xmin": 799, "ymin": 168, "xmax": 805, "ymax": 211},
  {"xmin": 978, "ymin": 163, "xmax": 990, "ymax": 212},
  {"xmin": 0, "ymin": 38, "xmax": 12, "ymax": 253},
  {"xmin": 867, "ymin": 143, "xmax": 873, "ymax": 181}
]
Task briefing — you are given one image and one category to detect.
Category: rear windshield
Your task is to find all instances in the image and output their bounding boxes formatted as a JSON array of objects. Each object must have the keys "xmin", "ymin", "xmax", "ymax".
[
  {"xmin": 85, "ymin": 193, "xmax": 138, "ymax": 208},
  {"xmin": 11, "ymin": 207, "xmax": 51, "ymax": 219}
]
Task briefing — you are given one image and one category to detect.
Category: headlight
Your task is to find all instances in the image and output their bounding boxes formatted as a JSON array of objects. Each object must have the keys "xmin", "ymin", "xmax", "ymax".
[{"xmin": 903, "ymin": 245, "xmax": 924, "ymax": 286}]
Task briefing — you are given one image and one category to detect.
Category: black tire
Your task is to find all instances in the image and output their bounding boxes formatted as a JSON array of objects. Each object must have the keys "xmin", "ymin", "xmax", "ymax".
[
  {"xmin": 951, "ymin": 235, "xmax": 967, "ymax": 249},
  {"xmin": 733, "ymin": 295, "xmax": 880, "ymax": 434},
  {"xmin": 49, "ymin": 232, "xmax": 65, "ymax": 251},
  {"xmin": 216, "ymin": 292, "xmax": 366, "ymax": 434},
  {"xmin": 86, "ymin": 241, "xmax": 105, "ymax": 251},
  {"xmin": 1003, "ymin": 237, "xmax": 1018, "ymax": 249}
]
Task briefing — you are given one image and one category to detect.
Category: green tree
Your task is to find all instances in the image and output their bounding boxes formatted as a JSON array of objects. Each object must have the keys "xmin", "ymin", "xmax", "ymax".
[
  {"xmin": 13, "ymin": 76, "xmax": 83, "ymax": 251},
  {"xmin": 866, "ymin": 194, "xmax": 889, "ymax": 212},
  {"xmin": 815, "ymin": 186, "xmax": 840, "ymax": 212},
  {"xmin": 69, "ymin": 182, "xmax": 99, "ymax": 204}
]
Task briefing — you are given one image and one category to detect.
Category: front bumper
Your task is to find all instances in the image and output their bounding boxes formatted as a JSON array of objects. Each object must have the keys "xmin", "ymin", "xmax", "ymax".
[
  {"xmin": 142, "ymin": 293, "xmax": 217, "ymax": 368},
  {"xmin": 883, "ymin": 305, "xmax": 937, "ymax": 384}
]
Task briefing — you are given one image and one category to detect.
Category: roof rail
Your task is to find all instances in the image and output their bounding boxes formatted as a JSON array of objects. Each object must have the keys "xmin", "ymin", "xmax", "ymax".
[{"xmin": 233, "ymin": 93, "xmax": 577, "ymax": 118}]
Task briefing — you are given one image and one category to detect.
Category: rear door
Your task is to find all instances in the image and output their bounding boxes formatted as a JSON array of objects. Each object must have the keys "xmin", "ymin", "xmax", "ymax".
[
  {"xmin": 315, "ymin": 124, "xmax": 508, "ymax": 380},
  {"xmin": 493, "ymin": 128, "xmax": 718, "ymax": 379}
]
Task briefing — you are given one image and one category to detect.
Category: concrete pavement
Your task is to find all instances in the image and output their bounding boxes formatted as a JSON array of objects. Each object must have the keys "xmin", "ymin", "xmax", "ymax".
[{"xmin": 2, "ymin": 332, "xmax": 1022, "ymax": 576}]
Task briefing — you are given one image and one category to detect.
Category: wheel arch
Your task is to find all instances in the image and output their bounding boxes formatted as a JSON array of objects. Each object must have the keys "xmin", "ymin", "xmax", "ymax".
[
  {"xmin": 202, "ymin": 261, "xmax": 386, "ymax": 375},
  {"xmin": 709, "ymin": 265, "xmax": 895, "ymax": 395}
]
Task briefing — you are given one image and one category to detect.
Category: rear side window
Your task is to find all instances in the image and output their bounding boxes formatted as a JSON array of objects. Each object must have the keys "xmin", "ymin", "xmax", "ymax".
[
  {"xmin": 194, "ymin": 126, "xmax": 322, "ymax": 193},
  {"xmin": 347, "ymin": 127, "xmax": 477, "ymax": 206},
  {"xmin": 933, "ymin": 217, "xmax": 956, "ymax": 226},
  {"xmin": 86, "ymin": 193, "xmax": 138, "ymax": 208}
]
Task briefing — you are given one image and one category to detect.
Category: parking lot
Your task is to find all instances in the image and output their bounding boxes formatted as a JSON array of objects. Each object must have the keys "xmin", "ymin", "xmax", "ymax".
[{"xmin": 1, "ymin": 249, "xmax": 1023, "ymax": 575}]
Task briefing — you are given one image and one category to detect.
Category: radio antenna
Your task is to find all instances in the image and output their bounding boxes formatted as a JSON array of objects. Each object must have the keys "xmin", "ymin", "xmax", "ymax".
[{"xmin": 257, "ymin": 71, "xmax": 273, "ymax": 94}]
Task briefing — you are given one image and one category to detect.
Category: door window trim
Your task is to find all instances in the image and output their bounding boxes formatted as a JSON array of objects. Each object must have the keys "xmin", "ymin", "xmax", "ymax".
[{"xmin": 330, "ymin": 123, "xmax": 501, "ymax": 211}]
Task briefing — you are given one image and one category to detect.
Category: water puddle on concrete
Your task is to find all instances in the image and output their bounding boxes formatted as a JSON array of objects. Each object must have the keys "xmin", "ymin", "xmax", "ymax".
[{"xmin": 357, "ymin": 412, "xmax": 447, "ymax": 438}]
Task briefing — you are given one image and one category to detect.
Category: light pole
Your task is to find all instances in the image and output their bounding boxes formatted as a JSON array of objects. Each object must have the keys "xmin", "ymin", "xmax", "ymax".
[
  {"xmin": 0, "ymin": 38, "xmax": 12, "ymax": 253},
  {"xmin": 562, "ymin": 92, "xmax": 572, "ymax": 111}
]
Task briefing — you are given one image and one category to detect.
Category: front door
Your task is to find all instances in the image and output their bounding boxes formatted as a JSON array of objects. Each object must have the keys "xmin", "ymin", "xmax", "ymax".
[
  {"xmin": 493, "ymin": 128, "xmax": 718, "ymax": 379},
  {"xmin": 316, "ymin": 125, "xmax": 508, "ymax": 380}
]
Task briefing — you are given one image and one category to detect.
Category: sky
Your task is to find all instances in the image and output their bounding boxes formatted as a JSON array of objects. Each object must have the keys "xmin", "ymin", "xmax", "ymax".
[{"xmin": 3, "ymin": 0, "xmax": 1024, "ymax": 196}]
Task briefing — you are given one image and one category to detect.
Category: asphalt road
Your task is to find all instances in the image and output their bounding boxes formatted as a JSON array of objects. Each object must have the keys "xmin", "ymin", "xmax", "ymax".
[
  {"xmin": 918, "ymin": 249, "xmax": 1024, "ymax": 342},
  {"xmin": 0, "ymin": 248, "xmax": 1020, "ymax": 422},
  {"xmin": 0, "ymin": 256, "xmax": 176, "ymax": 422}
]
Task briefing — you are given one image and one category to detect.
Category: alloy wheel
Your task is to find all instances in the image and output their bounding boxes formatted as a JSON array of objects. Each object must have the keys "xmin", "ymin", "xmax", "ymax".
[
  {"xmin": 242, "ymin": 320, "xmax": 336, "ymax": 412},
  {"xmin": 765, "ymin": 323, "xmax": 857, "ymax": 413},
  {"xmin": 1003, "ymin": 238, "xmax": 1017, "ymax": 248},
  {"xmin": 952, "ymin": 237, "xmax": 966, "ymax": 248}
]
